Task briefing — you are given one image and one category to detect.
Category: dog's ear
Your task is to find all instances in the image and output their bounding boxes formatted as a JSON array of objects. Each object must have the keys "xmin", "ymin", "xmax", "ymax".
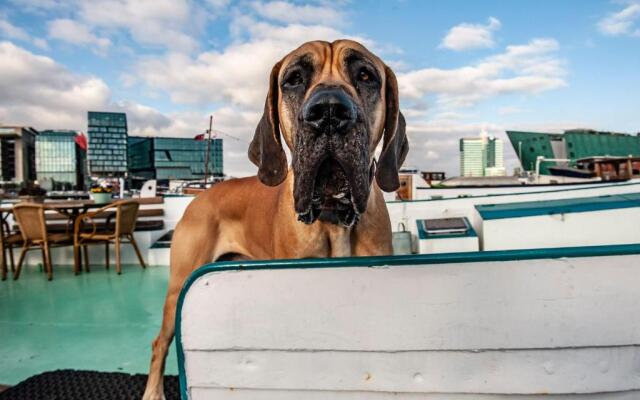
[
  {"xmin": 375, "ymin": 65, "xmax": 409, "ymax": 192},
  {"xmin": 249, "ymin": 61, "xmax": 288, "ymax": 186}
]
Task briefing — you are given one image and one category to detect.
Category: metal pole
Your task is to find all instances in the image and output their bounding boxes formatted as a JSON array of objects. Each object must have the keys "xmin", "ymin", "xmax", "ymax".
[{"xmin": 204, "ymin": 115, "xmax": 212, "ymax": 186}]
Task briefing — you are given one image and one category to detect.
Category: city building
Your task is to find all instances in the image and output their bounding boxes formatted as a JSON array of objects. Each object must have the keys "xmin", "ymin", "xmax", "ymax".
[
  {"xmin": 459, "ymin": 137, "xmax": 486, "ymax": 177},
  {"xmin": 460, "ymin": 136, "xmax": 506, "ymax": 177},
  {"xmin": 128, "ymin": 136, "xmax": 223, "ymax": 183},
  {"xmin": 87, "ymin": 111, "xmax": 128, "ymax": 177},
  {"xmin": 0, "ymin": 126, "xmax": 37, "ymax": 184},
  {"xmin": 507, "ymin": 129, "xmax": 640, "ymax": 174},
  {"xmin": 36, "ymin": 130, "xmax": 87, "ymax": 190}
]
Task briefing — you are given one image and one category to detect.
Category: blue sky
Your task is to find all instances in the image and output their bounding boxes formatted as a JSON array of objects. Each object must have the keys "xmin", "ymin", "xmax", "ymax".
[{"xmin": 1, "ymin": 0, "xmax": 639, "ymax": 176}]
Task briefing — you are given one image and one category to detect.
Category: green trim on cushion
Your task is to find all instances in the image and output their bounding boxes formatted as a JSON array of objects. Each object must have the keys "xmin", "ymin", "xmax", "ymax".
[
  {"xmin": 476, "ymin": 193, "xmax": 640, "ymax": 220},
  {"xmin": 175, "ymin": 243, "xmax": 640, "ymax": 399}
]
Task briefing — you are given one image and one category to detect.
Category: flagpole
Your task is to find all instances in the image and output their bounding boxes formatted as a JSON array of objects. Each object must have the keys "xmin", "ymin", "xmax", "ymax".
[{"xmin": 203, "ymin": 115, "xmax": 212, "ymax": 186}]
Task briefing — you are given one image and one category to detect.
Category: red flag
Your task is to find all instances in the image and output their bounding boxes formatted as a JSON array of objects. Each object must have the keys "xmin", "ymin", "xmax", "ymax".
[
  {"xmin": 194, "ymin": 133, "xmax": 205, "ymax": 141},
  {"xmin": 75, "ymin": 132, "xmax": 88, "ymax": 151}
]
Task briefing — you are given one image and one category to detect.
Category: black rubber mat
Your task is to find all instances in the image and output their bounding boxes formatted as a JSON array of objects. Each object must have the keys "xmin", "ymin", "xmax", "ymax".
[{"xmin": 0, "ymin": 370, "xmax": 180, "ymax": 400}]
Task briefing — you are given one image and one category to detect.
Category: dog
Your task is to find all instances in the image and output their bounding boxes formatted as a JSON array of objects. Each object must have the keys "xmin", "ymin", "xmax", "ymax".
[{"xmin": 142, "ymin": 39, "xmax": 408, "ymax": 399}]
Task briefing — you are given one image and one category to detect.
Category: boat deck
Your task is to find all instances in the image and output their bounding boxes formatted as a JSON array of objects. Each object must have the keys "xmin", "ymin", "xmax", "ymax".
[{"xmin": 0, "ymin": 263, "xmax": 177, "ymax": 385}]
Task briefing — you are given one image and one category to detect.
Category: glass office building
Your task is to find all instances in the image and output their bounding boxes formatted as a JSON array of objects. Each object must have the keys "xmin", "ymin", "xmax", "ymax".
[
  {"xmin": 87, "ymin": 111, "xmax": 127, "ymax": 176},
  {"xmin": 128, "ymin": 136, "xmax": 223, "ymax": 181},
  {"xmin": 36, "ymin": 130, "xmax": 86, "ymax": 189},
  {"xmin": 0, "ymin": 126, "xmax": 37, "ymax": 184}
]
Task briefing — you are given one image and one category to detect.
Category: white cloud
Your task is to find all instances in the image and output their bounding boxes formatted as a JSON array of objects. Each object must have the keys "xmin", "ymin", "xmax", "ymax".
[
  {"xmin": 598, "ymin": 1, "xmax": 640, "ymax": 37},
  {"xmin": 48, "ymin": 19, "xmax": 110, "ymax": 54},
  {"xmin": 0, "ymin": 41, "xmax": 174, "ymax": 135},
  {"xmin": 400, "ymin": 38, "xmax": 566, "ymax": 108},
  {"xmin": 0, "ymin": 18, "xmax": 30, "ymax": 41},
  {"xmin": 251, "ymin": 1, "xmax": 345, "ymax": 25},
  {"xmin": 136, "ymin": 17, "xmax": 359, "ymax": 109},
  {"xmin": 440, "ymin": 17, "xmax": 501, "ymax": 51},
  {"xmin": 0, "ymin": 17, "xmax": 49, "ymax": 49},
  {"xmin": 0, "ymin": 41, "xmax": 110, "ymax": 129},
  {"xmin": 77, "ymin": 0, "xmax": 201, "ymax": 51}
]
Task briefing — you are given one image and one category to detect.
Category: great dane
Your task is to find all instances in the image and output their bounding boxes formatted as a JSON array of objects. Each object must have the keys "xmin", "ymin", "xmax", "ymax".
[{"xmin": 142, "ymin": 39, "xmax": 408, "ymax": 399}]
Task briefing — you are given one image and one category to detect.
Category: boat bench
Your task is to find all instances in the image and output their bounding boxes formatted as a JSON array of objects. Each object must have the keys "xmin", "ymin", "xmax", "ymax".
[
  {"xmin": 176, "ymin": 246, "xmax": 640, "ymax": 399},
  {"xmin": 40, "ymin": 197, "xmax": 166, "ymax": 233}
]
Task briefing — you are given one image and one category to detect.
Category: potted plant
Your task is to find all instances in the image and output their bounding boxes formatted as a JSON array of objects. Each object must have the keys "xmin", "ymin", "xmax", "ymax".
[
  {"xmin": 90, "ymin": 182, "xmax": 114, "ymax": 204},
  {"xmin": 18, "ymin": 183, "xmax": 47, "ymax": 203}
]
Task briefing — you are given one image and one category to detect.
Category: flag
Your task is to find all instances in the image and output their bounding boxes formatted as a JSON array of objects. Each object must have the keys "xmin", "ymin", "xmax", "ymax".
[
  {"xmin": 75, "ymin": 132, "xmax": 88, "ymax": 151},
  {"xmin": 194, "ymin": 133, "xmax": 205, "ymax": 141}
]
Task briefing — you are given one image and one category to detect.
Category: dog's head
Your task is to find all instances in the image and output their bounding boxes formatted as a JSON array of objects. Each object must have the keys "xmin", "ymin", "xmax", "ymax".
[{"xmin": 249, "ymin": 39, "xmax": 408, "ymax": 227}]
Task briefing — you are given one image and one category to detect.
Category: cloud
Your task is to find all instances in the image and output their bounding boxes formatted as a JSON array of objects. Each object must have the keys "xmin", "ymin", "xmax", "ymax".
[
  {"xmin": 440, "ymin": 17, "xmax": 501, "ymax": 51},
  {"xmin": 18, "ymin": 0, "xmax": 204, "ymax": 52},
  {"xmin": 76, "ymin": 0, "xmax": 201, "ymax": 51},
  {"xmin": 0, "ymin": 41, "xmax": 174, "ymax": 135},
  {"xmin": 399, "ymin": 38, "xmax": 566, "ymax": 108},
  {"xmin": 0, "ymin": 16, "xmax": 49, "ymax": 49},
  {"xmin": 48, "ymin": 19, "xmax": 111, "ymax": 54},
  {"xmin": 598, "ymin": 1, "xmax": 640, "ymax": 37},
  {"xmin": 135, "ymin": 17, "xmax": 360, "ymax": 109},
  {"xmin": 0, "ymin": 41, "xmax": 110, "ymax": 129},
  {"xmin": 251, "ymin": 1, "xmax": 345, "ymax": 25}
]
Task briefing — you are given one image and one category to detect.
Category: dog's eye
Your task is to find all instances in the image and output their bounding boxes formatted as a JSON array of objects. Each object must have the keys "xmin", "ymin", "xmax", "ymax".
[
  {"xmin": 358, "ymin": 68, "xmax": 373, "ymax": 83},
  {"xmin": 284, "ymin": 71, "xmax": 303, "ymax": 87}
]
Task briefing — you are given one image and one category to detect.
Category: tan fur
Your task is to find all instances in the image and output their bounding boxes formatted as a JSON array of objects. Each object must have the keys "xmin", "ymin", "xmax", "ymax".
[{"xmin": 142, "ymin": 40, "xmax": 397, "ymax": 400}]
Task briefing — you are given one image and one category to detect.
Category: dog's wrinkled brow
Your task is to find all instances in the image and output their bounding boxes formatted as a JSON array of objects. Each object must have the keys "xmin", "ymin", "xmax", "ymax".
[
  {"xmin": 283, "ymin": 54, "xmax": 314, "ymax": 75},
  {"xmin": 343, "ymin": 49, "xmax": 381, "ymax": 76}
]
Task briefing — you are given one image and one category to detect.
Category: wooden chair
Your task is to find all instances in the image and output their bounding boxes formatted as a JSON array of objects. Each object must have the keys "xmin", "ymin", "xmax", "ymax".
[
  {"xmin": 1, "ymin": 218, "xmax": 22, "ymax": 281},
  {"xmin": 12, "ymin": 204, "xmax": 74, "ymax": 281},
  {"xmin": 74, "ymin": 200, "xmax": 146, "ymax": 275}
]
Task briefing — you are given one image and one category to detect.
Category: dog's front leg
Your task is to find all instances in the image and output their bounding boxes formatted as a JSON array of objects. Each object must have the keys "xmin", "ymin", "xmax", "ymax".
[{"xmin": 326, "ymin": 225, "xmax": 352, "ymax": 257}]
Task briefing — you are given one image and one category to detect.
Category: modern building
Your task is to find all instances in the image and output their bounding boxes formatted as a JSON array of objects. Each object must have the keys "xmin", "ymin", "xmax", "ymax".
[
  {"xmin": 36, "ymin": 130, "xmax": 87, "ymax": 190},
  {"xmin": 507, "ymin": 129, "xmax": 640, "ymax": 174},
  {"xmin": 460, "ymin": 137, "xmax": 485, "ymax": 177},
  {"xmin": 460, "ymin": 136, "xmax": 506, "ymax": 177},
  {"xmin": 128, "ymin": 136, "xmax": 223, "ymax": 183},
  {"xmin": 87, "ymin": 111, "xmax": 128, "ymax": 177},
  {"xmin": 485, "ymin": 137, "xmax": 504, "ymax": 169},
  {"xmin": 0, "ymin": 126, "xmax": 37, "ymax": 184}
]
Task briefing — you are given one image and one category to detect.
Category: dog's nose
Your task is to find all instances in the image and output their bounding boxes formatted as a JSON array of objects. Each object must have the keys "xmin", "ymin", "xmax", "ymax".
[{"xmin": 303, "ymin": 88, "xmax": 356, "ymax": 132}]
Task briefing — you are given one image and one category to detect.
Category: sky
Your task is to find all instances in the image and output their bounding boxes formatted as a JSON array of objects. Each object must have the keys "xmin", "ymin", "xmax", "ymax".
[{"xmin": 0, "ymin": 0, "xmax": 639, "ymax": 177}]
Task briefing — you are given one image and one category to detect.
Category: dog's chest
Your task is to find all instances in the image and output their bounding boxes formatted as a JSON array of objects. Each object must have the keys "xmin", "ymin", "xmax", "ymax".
[{"xmin": 277, "ymin": 222, "xmax": 353, "ymax": 258}]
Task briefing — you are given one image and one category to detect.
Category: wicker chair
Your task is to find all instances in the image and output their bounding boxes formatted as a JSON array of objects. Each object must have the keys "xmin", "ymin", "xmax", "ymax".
[
  {"xmin": 1, "ymin": 218, "xmax": 22, "ymax": 280},
  {"xmin": 74, "ymin": 200, "xmax": 146, "ymax": 275},
  {"xmin": 12, "ymin": 203, "xmax": 74, "ymax": 281}
]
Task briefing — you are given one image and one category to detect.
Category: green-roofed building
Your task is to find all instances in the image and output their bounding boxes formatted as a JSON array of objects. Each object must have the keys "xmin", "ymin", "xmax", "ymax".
[
  {"xmin": 128, "ymin": 136, "xmax": 223, "ymax": 184},
  {"xmin": 507, "ymin": 129, "xmax": 640, "ymax": 175}
]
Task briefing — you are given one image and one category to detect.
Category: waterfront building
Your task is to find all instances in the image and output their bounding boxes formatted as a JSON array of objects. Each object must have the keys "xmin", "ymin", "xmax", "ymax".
[
  {"xmin": 87, "ymin": 111, "xmax": 128, "ymax": 177},
  {"xmin": 36, "ymin": 130, "xmax": 87, "ymax": 190},
  {"xmin": 460, "ymin": 136, "xmax": 506, "ymax": 177},
  {"xmin": 128, "ymin": 136, "xmax": 223, "ymax": 183},
  {"xmin": 0, "ymin": 126, "xmax": 37, "ymax": 184},
  {"xmin": 507, "ymin": 129, "xmax": 640, "ymax": 174},
  {"xmin": 459, "ymin": 137, "xmax": 486, "ymax": 177}
]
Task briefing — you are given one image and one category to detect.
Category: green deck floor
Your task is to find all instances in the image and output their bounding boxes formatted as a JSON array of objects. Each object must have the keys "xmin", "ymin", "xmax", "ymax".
[{"xmin": 0, "ymin": 263, "xmax": 177, "ymax": 385}]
